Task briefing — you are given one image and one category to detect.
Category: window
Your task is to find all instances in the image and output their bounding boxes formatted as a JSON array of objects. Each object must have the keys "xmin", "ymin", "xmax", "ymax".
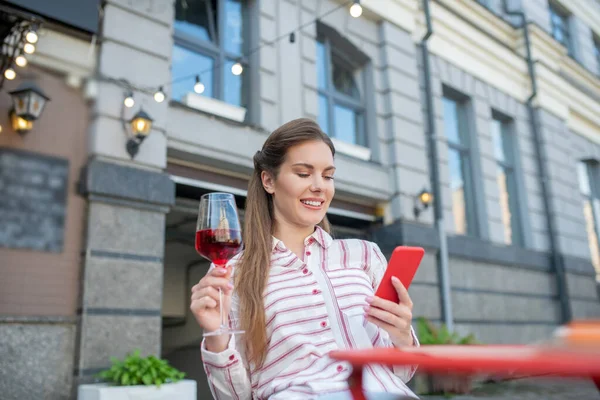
[
  {"xmin": 442, "ymin": 95, "xmax": 477, "ymax": 236},
  {"xmin": 172, "ymin": 0, "xmax": 246, "ymax": 107},
  {"xmin": 549, "ymin": 2, "xmax": 573, "ymax": 56},
  {"xmin": 594, "ymin": 35, "xmax": 600, "ymax": 75},
  {"xmin": 491, "ymin": 114, "xmax": 523, "ymax": 246},
  {"xmin": 475, "ymin": 0, "xmax": 490, "ymax": 8},
  {"xmin": 577, "ymin": 162, "xmax": 600, "ymax": 281},
  {"xmin": 316, "ymin": 24, "xmax": 368, "ymax": 147}
]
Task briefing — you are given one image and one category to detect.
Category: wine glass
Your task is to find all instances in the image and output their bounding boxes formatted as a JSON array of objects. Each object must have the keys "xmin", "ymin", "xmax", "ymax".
[{"xmin": 195, "ymin": 192, "xmax": 244, "ymax": 337}]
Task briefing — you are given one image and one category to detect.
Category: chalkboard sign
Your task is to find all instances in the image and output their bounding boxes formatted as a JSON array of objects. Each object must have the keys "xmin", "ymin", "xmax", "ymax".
[{"xmin": 0, "ymin": 148, "xmax": 69, "ymax": 252}]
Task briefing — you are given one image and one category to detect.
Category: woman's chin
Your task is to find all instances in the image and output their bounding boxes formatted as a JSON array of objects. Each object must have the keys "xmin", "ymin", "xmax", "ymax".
[{"xmin": 302, "ymin": 215, "xmax": 327, "ymax": 227}]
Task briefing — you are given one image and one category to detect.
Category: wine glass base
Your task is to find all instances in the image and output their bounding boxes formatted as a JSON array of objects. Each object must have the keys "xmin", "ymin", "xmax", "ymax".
[{"xmin": 203, "ymin": 329, "xmax": 245, "ymax": 337}]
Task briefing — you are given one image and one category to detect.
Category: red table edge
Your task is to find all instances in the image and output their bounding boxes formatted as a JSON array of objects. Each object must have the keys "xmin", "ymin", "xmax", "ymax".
[{"xmin": 329, "ymin": 346, "xmax": 600, "ymax": 400}]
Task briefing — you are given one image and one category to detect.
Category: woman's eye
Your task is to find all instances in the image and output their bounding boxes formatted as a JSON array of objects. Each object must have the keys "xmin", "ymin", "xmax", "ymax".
[
  {"xmin": 324, "ymin": 176, "xmax": 335, "ymax": 181},
  {"xmin": 297, "ymin": 173, "xmax": 310, "ymax": 178}
]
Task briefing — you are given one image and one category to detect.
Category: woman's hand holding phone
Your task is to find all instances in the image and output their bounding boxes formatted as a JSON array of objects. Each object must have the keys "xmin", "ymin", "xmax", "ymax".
[
  {"xmin": 364, "ymin": 276, "xmax": 415, "ymax": 347},
  {"xmin": 364, "ymin": 246, "xmax": 424, "ymax": 347}
]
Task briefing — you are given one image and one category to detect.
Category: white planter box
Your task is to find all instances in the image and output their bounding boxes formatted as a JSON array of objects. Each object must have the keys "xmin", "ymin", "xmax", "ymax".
[{"xmin": 78, "ymin": 379, "xmax": 196, "ymax": 400}]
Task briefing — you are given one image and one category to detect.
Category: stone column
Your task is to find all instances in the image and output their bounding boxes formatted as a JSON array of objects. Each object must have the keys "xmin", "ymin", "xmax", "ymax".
[{"xmin": 73, "ymin": 0, "xmax": 175, "ymax": 388}]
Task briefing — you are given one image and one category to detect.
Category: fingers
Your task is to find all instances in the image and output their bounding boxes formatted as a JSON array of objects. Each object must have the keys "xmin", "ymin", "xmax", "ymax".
[
  {"xmin": 365, "ymin": 314, "xmax": 396, "ymax": 332},
  {"xmin": 391, "ymin": 277, "xmax": 413, "ymax": 309},
  {"xmin": 365, "ymin": 304, "xmax": 411, "ymax": 331},
  {"xmin": 190, "ymin": 295, "xmax": 218, "ymax": 310},
  {"xmin": 367, "ymin": 296, "xmax": 412, "ymax": 321},
  {"xmin": 191, "ymin": 275, "xmax": 233, "ymax": 293},
  {"xmin": 191, "ymin": 285, "xmax": 220, "ymax": 302}
]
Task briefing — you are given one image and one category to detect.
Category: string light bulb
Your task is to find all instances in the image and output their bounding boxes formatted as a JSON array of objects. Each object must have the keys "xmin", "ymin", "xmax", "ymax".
[
  {"xmin": 231, "ymin": 59, "xmax": 243, "ymax": 76},
  {"xmin": 289, "ymin": 32, "xmax": 295, "ymax": 43},
  {"xmin": 154, "ymin": 86, "xmax": 165, "ymax": 103},
  {"xmin": 124, "ymin": 92, "xmax": 135, "ymax": 108},
  {"xmin": 23, "ymin": 43, "xmax": 35, "ymax": 54},
  {"xmin": 4, "ymin": 68, "xmax": 16, "ymax": 80},
  {"xmin": 193, "ymin": 75, "xmax": 205, "ymax": 94},
  {"xmin": 350, "ymin": 0, "xmax": 362, "ymax": 18},
  {"xmin": 15, "ymin": 55, "xmax": 27, "ymax": 67},
  {"xmin": 25, "ymin": 30, "xmax": 38, "ymax": 44}
]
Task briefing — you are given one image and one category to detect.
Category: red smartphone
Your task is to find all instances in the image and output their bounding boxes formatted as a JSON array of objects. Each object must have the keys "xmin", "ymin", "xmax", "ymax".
[{"xmin": 374, "ymin": 246, "xmax": 425, "ymax": 304}]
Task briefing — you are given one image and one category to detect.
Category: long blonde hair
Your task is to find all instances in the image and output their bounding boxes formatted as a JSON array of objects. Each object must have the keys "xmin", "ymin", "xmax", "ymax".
[{"xmin": 234, "ymin": 118, "xmax": 335, "ymax": 368}]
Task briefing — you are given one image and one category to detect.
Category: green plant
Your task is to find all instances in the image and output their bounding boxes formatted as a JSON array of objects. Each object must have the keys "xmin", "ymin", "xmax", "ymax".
[
  {"xmin": 416, "ymin": 317, "xmax": 478, "ymax": 345},
  {"xmin": 97, "ymin": 349, "xmax": 186, "ymax": 387}
]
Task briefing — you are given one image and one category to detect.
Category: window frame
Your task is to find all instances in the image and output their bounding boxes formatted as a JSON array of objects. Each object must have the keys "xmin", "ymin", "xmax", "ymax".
[
  {"xmin": 577, "ymin": 160, "xmax": 600, "ymax": 281},
  {"xmin": 549, "ymin": 2, "xmax": 573, "ymax": 56},
  {"xmin": 316, "ymin": 27, "xmax": 368, "ymax": 147},
  {"xmin": 490, "ymin": 112, "xmax": 525, "ymax": 246},
  {"xmin": 442, "ymin": 93, "xmax": 479, "ymax": 237},
  {"xmin": 173, "ymin": 0, "xmax": 248, "ymax": 106}
]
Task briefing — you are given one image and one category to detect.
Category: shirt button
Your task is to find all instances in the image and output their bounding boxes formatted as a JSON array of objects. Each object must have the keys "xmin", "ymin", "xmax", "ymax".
[
  {"xmin": 312, "ymin": 289, "xmax": 319, "ymax": 295},
  {"xmin": 303, "ymin": 268, "xmax": 308, "ymax": 274},
  {"xmin": 337, "ymin": 365, "xmax": 344, "ymax": 372},
  {"xmin": 305, "ymin": 251, "xmax": 311, "ymax": 256},
  {"xmin": 321, "ymin": 321, "xmax": 327, "ymax": 328},
  {"xmin": 229, "ymin": 355, "xmax": 235, "ymax": 361}
]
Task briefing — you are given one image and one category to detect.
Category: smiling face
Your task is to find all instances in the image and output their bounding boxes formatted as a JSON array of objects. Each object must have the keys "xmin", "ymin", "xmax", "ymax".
[{"xmin": 262, "ymin": 140, "xmax": 335, "ymax": 231}]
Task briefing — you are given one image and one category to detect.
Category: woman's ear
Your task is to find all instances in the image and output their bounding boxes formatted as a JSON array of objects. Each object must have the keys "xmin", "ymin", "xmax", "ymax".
[{"xmin": 261, "ymin": 171, "xmax": 275, "ymax": 194}]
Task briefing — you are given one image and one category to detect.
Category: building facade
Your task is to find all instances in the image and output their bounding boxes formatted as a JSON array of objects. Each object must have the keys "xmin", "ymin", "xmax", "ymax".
[{"xmin": 1, "ymin": 0, "xmax": 600, "ymax": 399}]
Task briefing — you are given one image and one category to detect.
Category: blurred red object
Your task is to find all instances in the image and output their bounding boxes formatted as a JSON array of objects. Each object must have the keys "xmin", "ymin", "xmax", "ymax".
[{"xmin": 329, "ymin": 339, "xmax": 600, "ymax": 400}]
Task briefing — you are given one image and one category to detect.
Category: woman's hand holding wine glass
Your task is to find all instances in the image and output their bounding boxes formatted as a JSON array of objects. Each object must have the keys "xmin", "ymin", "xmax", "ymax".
[
  {"xmin": 190, "ymin": 192, "xmax": 244, "ymax": 352},
  {"xmin": 190, "ymin": 265, "xmax": 234, "ymax": 352}
]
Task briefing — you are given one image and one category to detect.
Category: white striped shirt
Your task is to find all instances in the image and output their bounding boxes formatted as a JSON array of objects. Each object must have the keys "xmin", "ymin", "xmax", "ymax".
[{"xmin": 201, "ymin": 226, "xmax": 419, "ymax": 400}]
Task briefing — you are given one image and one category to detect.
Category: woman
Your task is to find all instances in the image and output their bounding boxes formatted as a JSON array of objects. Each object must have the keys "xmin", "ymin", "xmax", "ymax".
[{"xmin": 190, "ymin": 118, "xmax": 419, "ymax": 400}]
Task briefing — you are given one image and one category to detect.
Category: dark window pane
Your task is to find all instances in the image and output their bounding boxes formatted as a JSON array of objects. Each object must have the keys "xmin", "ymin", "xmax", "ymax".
[
  {"xmin": 318, "ymin": 95, "xmax": 329, "ymax": 134},
  {"xmin": 316, "ymin": 40, "xmax": 328, "ymax": 90},
  {"xmin": 443, "ymin": 97, "xmax": 461, "ymax": 144},
  {"xmin": 223, "ymin": 0, "xmax": 243, "ymax": 54},
  {"xmin": 171, "ymin": 45, "xmax": 214, "ymax": 101},
  {"xmin": 174, "ymin": 0, "xmax": 217, "ymax": 43},
  {"xmin": 332, "ymin": 58, "xmax": 360, "ymax": 98},
  {"xmin": 333, "ymin": 104, "xmax": 359, "ymax": 145},
  {"xmin": 224, "ymin": 59, "xmax": 242, "ymax": 106},
  {"xmin": 449, "ymin": 148, "xmax": 468, "ymax": 235}
]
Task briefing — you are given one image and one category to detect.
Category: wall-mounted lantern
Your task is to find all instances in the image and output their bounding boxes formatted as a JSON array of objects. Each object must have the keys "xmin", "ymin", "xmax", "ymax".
[
  {"xmin": 413, "ymin": 188, "xmax": 433, "ymax": 219},
  {"xmin": 122, "ymin": 90, "xmax": 154, "ymax": 159},
  {"xmin": 8, "ymin": 81, "xmax": 50, "ymax": 134}
]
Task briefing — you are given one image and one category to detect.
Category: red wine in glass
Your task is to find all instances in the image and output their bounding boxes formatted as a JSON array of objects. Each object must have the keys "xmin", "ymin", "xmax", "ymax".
[
  {"xmin": 195, "ymin": 229, "xmax": 243, "ymax": 267},
  {"xmin": 196, "ymin": 192, "xmax": 244, "ymax": 337}
]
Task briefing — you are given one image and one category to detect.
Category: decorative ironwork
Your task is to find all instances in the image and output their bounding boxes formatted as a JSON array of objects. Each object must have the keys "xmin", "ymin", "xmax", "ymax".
[{"xmin": 0, "ymin": 3, "xmax": 43, "ymax": 91}]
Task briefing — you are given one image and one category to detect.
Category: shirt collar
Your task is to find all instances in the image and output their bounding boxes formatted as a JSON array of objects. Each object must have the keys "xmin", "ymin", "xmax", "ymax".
[{"xmin": 271, "ymin": 225, "xmax": 333, "ymax": 252}]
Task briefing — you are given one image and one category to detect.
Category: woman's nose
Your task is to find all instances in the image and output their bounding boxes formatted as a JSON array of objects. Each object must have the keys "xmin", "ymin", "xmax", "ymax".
[{"xmin": 310, "ymin": 177, "xmax": 323, "ymax": 192}]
